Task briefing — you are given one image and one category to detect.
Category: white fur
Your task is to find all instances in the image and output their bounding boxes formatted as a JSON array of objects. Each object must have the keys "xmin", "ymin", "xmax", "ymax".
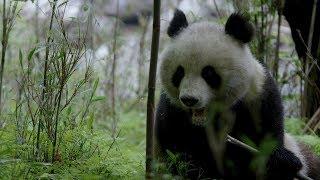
[
  {"xmin": 284, "ymin": 133, "xmax": 308, "ymax": 176},
  {"xmin": 159, "ymin": 21, "xmax": 265, "ymax": 109},
  {"xmin": 179, "ymin": 75, "xmax": 213, "ymax": 108}
]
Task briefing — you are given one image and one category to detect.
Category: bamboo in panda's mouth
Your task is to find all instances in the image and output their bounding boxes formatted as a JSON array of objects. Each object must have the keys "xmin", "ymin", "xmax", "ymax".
[{"xmin": 190, "ymin": 108, "xmax": 207, "ymax": 125}]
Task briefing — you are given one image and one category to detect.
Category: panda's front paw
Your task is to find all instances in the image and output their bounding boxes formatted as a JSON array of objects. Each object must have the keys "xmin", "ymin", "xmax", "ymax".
[{"xmin": 266, "ymin": 147, "xmax": 302, "ymax": 180}]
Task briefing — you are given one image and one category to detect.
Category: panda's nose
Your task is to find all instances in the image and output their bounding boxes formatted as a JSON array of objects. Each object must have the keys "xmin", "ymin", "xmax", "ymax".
[{"xmin": 180, "ymin": 96, "xmax": 199, "ymax": 107}]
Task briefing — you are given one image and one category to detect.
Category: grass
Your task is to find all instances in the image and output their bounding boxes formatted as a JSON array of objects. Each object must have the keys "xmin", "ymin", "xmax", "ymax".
[
  {"xmin": 285, "ymin": 118, "xmax": 320, "ymax": 156},
  {"xmin": 0, "ymin": 110, "xmax": 146, "ymax": 179}
]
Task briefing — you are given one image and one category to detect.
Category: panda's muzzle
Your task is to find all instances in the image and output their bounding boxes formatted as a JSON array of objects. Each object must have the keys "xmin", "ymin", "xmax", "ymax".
[
  {"xmin": 180, "ymin": 96, "xmax": 207, "ymax": 125},
  {"xmin": 180, "ymin": 96, "xmax": 199, "ymax": 107}
]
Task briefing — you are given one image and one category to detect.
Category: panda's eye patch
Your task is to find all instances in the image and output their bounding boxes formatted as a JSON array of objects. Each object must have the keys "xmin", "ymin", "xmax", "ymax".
[
  {"xmin": 201, "ymin": 66, "xmax": 221, "ymax": 89},
  {"xmin": 172, "ymin": 65, "xmax": 185, "ymax": 88}
]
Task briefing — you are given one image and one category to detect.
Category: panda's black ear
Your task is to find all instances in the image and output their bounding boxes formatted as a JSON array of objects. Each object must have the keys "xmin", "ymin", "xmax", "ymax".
[
  {"xmin": 225, "ymin": 13, "xmax": 254, "ymax": 43},
  {"xmin": 167, "ymin": 9, "xmax": 189, "ymax": 38}
]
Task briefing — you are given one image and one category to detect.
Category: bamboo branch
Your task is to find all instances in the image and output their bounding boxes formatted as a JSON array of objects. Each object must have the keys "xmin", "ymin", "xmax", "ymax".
[
  {"xmin": 226, "ymin": 135, "xmax": 313, "ymax": 180},
  {"xmin": 307, "ymin": 0, "xmax": 318, "ymax": 50},
  {"xmin": 213, "ymin": 0, "xmax": 221, "ymax": 18},
  {"xmin": 36, "ymin": 0, "xmax": 58, "ymax": 160},
  {"xmin": 273, "ymin": 5, "xmax": 282, "ymax": 79},
  {"xmin": 303, "ymin": 107, "xmax": 320, "ymax": 133},
  {"xmin": 111, "ymin": 0, "xmax": 120, "ymax": 137}
]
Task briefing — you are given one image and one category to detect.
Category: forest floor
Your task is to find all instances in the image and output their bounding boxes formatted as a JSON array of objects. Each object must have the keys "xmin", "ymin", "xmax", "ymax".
[{"xmin": 1, "ymin": 109, "xmax": 320, "ymax": 179}]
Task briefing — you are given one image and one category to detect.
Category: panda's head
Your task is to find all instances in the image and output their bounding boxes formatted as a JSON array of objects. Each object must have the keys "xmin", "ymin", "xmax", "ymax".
[{"xmin": 159, "ymin": 10, "xmax": 266, "ymax": 125}]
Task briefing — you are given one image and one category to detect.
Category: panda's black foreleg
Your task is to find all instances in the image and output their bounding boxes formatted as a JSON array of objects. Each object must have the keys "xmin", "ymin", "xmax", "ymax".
[{"xmin": 266, "ymin": 147, "xmax": 303, "ymax": 180}]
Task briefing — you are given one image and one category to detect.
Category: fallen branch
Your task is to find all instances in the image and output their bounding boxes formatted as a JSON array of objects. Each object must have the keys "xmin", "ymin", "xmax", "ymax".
[{"xmin": 303, "ymin": 107, "xmax": 320, "ymax": 133}]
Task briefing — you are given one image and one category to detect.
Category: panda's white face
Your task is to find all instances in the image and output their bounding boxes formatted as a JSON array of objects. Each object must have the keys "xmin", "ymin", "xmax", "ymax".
[{"xmin": 160, "ymin": 11, "xmax": 265, "ymax": 125}]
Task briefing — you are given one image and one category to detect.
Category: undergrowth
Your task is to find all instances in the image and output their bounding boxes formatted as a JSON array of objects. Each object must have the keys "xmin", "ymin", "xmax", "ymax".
[
  {"xmin": 0, "ymin": 110, "xmax": 146, "ymax": 179},
  {"xmin": 1, "ymin": 111, "xmax": 320, "ymax": 179}
]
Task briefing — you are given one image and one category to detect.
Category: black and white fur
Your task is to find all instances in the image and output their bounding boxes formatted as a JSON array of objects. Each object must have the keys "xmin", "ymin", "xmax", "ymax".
[{"xmin": 154, "ymin": 9, "xmax": 320, "ymax": 179}]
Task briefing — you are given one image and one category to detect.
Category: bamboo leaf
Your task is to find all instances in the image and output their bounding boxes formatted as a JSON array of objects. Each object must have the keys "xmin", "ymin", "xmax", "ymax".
[
  {"xmin": 92, "ymin": 78, "xmax": 99, "ymax": 92},
  {"xmin": 19, "ymin": 49, "xmax": 23, "ymax": 68},
  {"xmin": 92, "ymin": 96, "xmax": 105, "ymax": 102},
  {"xmin": 27, "ymin": 47, "xmax": 37, "ymax": 62},
  {"xmin": 87, "ymin": 112, "xmax": 94, "ymax": 130}
]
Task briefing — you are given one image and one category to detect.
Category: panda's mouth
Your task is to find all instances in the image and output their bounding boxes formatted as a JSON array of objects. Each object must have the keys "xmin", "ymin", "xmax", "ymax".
[{"xmin": 191, "ymin": 108, "xmax": 207, "ymax": 125}]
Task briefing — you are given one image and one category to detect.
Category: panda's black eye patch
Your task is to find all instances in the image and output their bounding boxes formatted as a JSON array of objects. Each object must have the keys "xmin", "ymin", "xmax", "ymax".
[
  {"xmin": 201, "ymin": 66, "xmax": 221, "ymax": 89},
  {"xmin": 172, "ymin": 65, "xmax": 185, "ymax": 88}
]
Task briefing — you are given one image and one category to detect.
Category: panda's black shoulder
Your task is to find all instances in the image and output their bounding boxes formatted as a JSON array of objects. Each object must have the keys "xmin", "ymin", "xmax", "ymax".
[
  {"xmin": 155, "ymin": 92, "xmax": 192, "ymax": 141},
  {"xmin": 260, "ymin": 70, "xmax": 283, "ymax": 115},
  {"xmin": 155, "ymin": 92, "xmax": 186, "ymax": 125},
  {"xmin": 260, "ymin": 70, "xmax": 285, "ymax": 143},
  {"xmin": 154, "ymin": 92, "xmax": 211, "ymax": 159}
]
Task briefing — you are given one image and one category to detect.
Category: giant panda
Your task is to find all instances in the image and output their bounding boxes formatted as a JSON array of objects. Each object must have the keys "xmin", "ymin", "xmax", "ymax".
[{"xmin": 154, "ymin": 9, "xmax": 320, "ymax": 180}]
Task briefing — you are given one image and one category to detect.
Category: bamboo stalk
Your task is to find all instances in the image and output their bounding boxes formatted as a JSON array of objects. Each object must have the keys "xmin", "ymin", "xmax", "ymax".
[
  {"xmin": 0, "ymin": 0, "xmax": 7, "ymax": 115},
  {"xmin": 145, "ymin": 0, "xmax": 161, "ymax": 179}
]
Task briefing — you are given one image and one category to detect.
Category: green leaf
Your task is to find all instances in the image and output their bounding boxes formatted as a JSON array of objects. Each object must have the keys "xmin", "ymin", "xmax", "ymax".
[
  {"xmin": 87, "ymin": 112, "xmax": 94, "ymax": 130},
  {"xmin": 19, "ymin": 49, "xmax": 23, "ymax": 68},
  {"xmin": 93, "ymin": 78, "xmax": 99, "ymax": 92},
  {"xmin": 66, "ymin": 106, "xmax": 72, "ymax": 116},
  {"xmin": 27, "ymin": 47, "xmax": 37, "ymax": 62},
  {"xmin": 166, "ymin": 150, "xmax": 177, "ymax": 162},
  {"xmin": 83, "ymin": 4, "xmax": 89, "ymax": 12},
  {"xmin": 92, "ymin": 96, "xmax": 105, "ymax": 102}
]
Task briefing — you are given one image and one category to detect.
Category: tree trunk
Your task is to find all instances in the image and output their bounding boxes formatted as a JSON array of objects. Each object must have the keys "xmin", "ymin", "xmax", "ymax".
[
  {"xmin": 283, "ymin": 0, "xmax": 320, "ymax": 127},
  {"xmin": 146, "ymin": 0, "xmax": 161, "ymax": 179}
]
